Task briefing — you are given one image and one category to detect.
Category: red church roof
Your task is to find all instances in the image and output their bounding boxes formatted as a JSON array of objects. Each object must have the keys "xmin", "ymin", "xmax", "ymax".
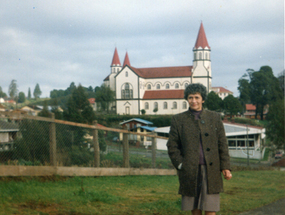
[
  {"xmin": 129, "ymin": 66, "xmax": 192, "ymax": 78},
  {"xmin": 111, "ymin": 47, "xmax": 121, "ymax": 66},
  {"xmin": 143, "ymin": 90, "xmax": 184, "ymax": 99},
  {"xmin": 104, "ymin": 75, "xmax": 110, "ymax": 81},
  {"xmin": 194, "ymin": 22, "xmax": 210, "ymax": 49},
  {"xmin": 123, "ymin": 52, "xmax": 131, "ymax": 67}
]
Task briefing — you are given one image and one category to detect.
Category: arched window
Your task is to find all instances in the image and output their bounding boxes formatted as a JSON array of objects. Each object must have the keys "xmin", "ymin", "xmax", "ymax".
[
  {"xmin": 175, "ymin": 83, "xmax": 179, "ymax": 89},
  {"xmin": 145, "ymin": 102, "xmax": 149, "ymax": 110},
  {"xmin": 205, "ymin": 53, "xmax": 208, "ymax": 60},
  {"xmin": 173, "ymin": 102, "xmax": 177, "ymax": 109},
  {"xmin": 182, "ymin": 101, "xmax": 187, "ymax": 109},
  {"xmin": 117, "ymin": 68, "xmax": 120, "ymax": 72},
  {"xmin": 194, "ymin": 53, "xmax": 197, "ymax": 60},
  {"xmin": 166, "ymin": 83, "xmax": 170, "ymax": 89},
  {"xmin": 163, "ymin": 102, "xmax": 168, "ymax": 109},
  {"xmin": 113, "ymin": 68, "xmax": 115, "ymax": 73},
  {"xmin": 121, "ymin": 83, "xmax": 133, "ymax": 99},
  {"xmin": 154, "ymin": 102, "xmax": 158, "ymax": 109},
  {"xmin": 147, "ymin": 84, "xmax": 151, "ymax": 90},
  {"xmin": 199, "ymin": 52, "xmax": 202, "ymax": 60},
  {"xmin": 125, "ymin": 71, "xmax": 128, "ymax": 77},
  {"xmin": 156, "ymin": 84, "xmax": 160, "ymax": 89}
]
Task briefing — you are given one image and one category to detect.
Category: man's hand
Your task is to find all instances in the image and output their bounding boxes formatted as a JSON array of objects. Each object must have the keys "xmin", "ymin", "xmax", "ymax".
[{"xmin": 222, "ymin": 169, "xmax": 232, "ymax": 180}]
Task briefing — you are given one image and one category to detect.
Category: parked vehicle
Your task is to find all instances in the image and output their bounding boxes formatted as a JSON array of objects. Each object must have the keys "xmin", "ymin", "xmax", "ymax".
[{"xmin": 275, "ymin": 151, "xmax": 283, "ymax": 159}]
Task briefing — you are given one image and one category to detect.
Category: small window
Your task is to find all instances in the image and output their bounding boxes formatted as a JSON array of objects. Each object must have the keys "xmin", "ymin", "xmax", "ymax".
[
  {"xmin": 205, "ymin": 53, "xmax": 208, "ymax": 60},
  {"xmin": 156, "ymin": 84, "xmax": 160, "ymax": 89},
  {"xmin": 145, "ymin": 102, "xmax": 149, "ymax": 110},
  {"xmin": 117, "ymin": 68, "xmax": 120, "ymax": 72},
  {"xmin": 199, "ymin": 52, "xmax": 202, "ymax": 60},
  {"xmin": 163, "ymin": 102, "xmax": 168, "ymax": 109},
  {"xmin": 182, "ymin": 101, "xmax": 187, "ymax": 109},
  {"xmin": 166, "ymin": 84, "xmax": 170, "ymax": 89},
  {"xmin": 147, "ymin": 84, "xmax": 151, "ymax": 90},
  {"xmin": 154, "ymin": 102, "xmax": 158, "ymax": 109},
  {"xmin": 173, "ymin": 102, "xmax": 177, "ymax": 109},
  {"xmin": 175, "ymin": 83, "xmax": 179, "ymax": 89},
  {"xmin": 194, "ymin": 53, "xmax": 197, "ymax": 60},
  {"xmin": 125, "ymin": 71, "xmax": 128, "ymax": 77}
]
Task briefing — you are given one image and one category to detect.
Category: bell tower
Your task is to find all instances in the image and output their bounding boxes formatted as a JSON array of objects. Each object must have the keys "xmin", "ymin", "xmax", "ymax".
[
  {"xmin": 109, "ymin": 47, "xmax": 122, "ymax": 91},
  {"xmin": 192, "ymin": 22, "xmax": 212, "ymax": 92}
]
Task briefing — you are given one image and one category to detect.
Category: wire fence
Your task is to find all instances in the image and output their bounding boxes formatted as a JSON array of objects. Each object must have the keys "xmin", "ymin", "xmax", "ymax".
[{"xmin": 0, "ymin": 112, "xmax": 173, "ymax": 173}]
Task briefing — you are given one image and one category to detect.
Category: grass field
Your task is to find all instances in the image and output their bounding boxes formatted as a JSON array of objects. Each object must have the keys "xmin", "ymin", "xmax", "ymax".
[{"xmin": 0, "ymin": 170, "xmax": 284, "ymax": 215}]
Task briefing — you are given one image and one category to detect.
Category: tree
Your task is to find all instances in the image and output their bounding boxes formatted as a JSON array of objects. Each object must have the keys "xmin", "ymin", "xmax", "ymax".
[
  {"xmin": 204, "ymin": 91, "xmax": 223, "ymax": 111},
  {"xmin": 237, "ymin": 74, "xmax": 251, "ymax": 113},
  {"xmin": 141, "ymin": 109, "xmax": 146, "ymax": 115},
  {"xmin": 28, "ymin": 87, "xmax": 31, "ymax": 99},
  {"xmin": 33, "ymin": 83, "xmax": 42, "ymax": 99},
  {"xmin": 63, "ymin": 84, "xmax": 95, "ymax": 124},
  {"xmin": 0, "ymin": 86, "xmax": 7, "ymax": 98},
  {"xmin": 8, "ymin": 79, "xmax": 18, "ymax": 100},
  {"xmin": 248, "ymin": 66, "xmax": 282, "ymax": 120},
  {"xmin": 266, "ymin": 99, "xmax": 285, "ymax": 150},
  {"xmin": 94, "ymin": 84, "xmax": 115, "ymax": 113},
  {"xmin": 64, "ymin": 82, "xmax": 76, "ymax": 96},
  {"xmin": 277, "ymin": 70, "xmax": 285, "ymax": 97},
  {"xmin": 223, "ymin": 95, "xmax": 242, "ymax": 118},
  {"xmin": 18, "ymin": 92, "xmax": 26, "ymax": 103}
]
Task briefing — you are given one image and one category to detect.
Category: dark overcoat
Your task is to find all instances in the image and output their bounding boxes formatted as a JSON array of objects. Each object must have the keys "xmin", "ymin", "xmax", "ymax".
[{"xmin": 167, "ymin": 109, "xmax": 230, "ymax": 197}]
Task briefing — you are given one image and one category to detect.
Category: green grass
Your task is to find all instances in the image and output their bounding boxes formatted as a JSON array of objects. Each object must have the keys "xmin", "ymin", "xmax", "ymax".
[{"xmin": 0, "ymin": 170, "xmax": 284, "ymax": 215}]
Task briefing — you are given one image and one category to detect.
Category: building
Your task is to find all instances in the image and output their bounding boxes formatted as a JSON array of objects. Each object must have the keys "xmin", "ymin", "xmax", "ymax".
[
  {"xmin": 103, "ymin": 23, "xmax": 213, "ymax": 115},
  {"xmin": 119, "ymin": 118, "xmax": 157, "ymax": 148},
  {"xmin": 154, "ymin": 121, "xmax": 266, "ymax": 159},
  {"xmin": 244, "ymin": 104, "xmax": 269, "ymax": 119},
  {"xmin": 211, "ymin": 87, "xmax": 233, "ymax": 100},
  {"xmin": 0, "ymin": 121, "xmax": 19, "ymax": 151}
]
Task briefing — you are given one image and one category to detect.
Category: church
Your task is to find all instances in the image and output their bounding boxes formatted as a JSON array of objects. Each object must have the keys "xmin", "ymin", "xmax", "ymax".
[{"xmin": 103, "ymin": 23, "xmax": 214, "ymax": 115}]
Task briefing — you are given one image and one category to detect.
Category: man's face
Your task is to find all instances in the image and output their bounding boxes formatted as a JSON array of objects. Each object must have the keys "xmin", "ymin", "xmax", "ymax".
[{"xmin": 187, "ymin": 93, "xmax": 204, "ymax": 111}]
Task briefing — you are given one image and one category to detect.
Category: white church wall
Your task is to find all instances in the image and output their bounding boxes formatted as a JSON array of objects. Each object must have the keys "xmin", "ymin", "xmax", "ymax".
[{"xmin": 141, "ymin": 99, "xmax": 187, "ymax": 115}]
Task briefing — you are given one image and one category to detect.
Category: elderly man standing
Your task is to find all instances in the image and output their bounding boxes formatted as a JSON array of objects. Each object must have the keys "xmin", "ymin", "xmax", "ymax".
[{"xmin": 167, "ymin": 83, "xmax": 232, "ymax": 215}]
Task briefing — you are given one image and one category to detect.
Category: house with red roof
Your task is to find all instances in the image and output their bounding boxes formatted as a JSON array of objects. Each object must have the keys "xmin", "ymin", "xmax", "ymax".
[
  {"xmin": 211, "ymin": 87, "xmax": 233, "ymax": 100},
  {"xmin": 103, "ymin": 23, "xmax": 216, "ymax": 115}
]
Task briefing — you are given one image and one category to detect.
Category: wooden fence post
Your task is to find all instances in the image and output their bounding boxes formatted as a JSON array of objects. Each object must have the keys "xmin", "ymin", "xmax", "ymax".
[
  {"xmin": 49, "ymin": 113, "xmax": 56, "ymax": 166},
  {"xmin": 122, "ymin": 127, "xmax": 129, "ymax": 168},
  {"xmin": 93, "ymin": 120, "xmax": 100, "ymax": 167},
  {"xmin": 151, "ymin": 131, "xmax": 156, "ymax": 168}
]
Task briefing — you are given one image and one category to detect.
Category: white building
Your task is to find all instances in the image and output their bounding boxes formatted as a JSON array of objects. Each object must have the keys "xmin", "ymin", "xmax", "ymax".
[
  {"xmin": 104, "ymin": 23, "xmax": 213, "ymax": 115},
  {"xmin": 211, "ymin": 87, "xmax": 233, "ymax": 100},
  {"xmin": 154, "ymin": 122, "xmax": 266, "ymax": 159}
]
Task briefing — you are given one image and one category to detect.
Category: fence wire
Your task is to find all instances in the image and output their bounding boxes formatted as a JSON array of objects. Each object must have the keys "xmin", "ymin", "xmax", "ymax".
[{"xmin": 0, "ymin": 116, "xmax": 173, "ymax": 169}]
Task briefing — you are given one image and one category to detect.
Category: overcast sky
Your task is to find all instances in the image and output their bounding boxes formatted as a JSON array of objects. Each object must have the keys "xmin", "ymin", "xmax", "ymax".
[{"xmin": 0, "ymin": 0, "xmax": 284, "ymax": 98}]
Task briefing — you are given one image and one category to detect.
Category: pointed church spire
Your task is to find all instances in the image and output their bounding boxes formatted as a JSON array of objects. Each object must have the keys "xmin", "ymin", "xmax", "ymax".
[
  {"xmin": 111, "ymin": 47, "xmax": 121, "ymax": 66},
  {"xmin": 194, "ymin": 22, "xmax": 210, "ymax": 49},
  {"xmin": 123, "ymin": 52, "xmax": 131, "ymax": 67}
]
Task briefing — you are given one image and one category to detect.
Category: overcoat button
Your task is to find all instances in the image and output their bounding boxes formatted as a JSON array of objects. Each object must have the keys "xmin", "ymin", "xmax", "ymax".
[
  {"xmin": 205, "ymin": 133, "xmax": 209, "ymax": 136},
  {"xmin": 209, "ymin": 162, "xmax": 213, "ymax": 166},
  {"xmin": 201, "ymin": 120, "xmax": 205, "ymax": 124},
  {"xmin": 207, "ymin": 148, "xmax": 210, "ymax": 151}
]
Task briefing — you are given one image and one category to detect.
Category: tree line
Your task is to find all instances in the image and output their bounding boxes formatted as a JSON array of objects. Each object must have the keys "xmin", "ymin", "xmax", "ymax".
[{"xmin": 0, "ymin": 80, "xmax": 42, "ymax": 103}]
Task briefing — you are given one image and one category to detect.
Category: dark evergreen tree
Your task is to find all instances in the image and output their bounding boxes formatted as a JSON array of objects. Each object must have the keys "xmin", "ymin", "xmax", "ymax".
[
  {"xmin": 28, "ymin": 87, "xmax": 31, "ymax": 99},
  {"xmin": 0, "ymin": 86, "xmax": 7, "ymax": 98},
  {"xmin": 204, "ymin": 91, "xmax": 223, "ymax": 111},
  {"xmin": 94, "ymin": 84, "xmax": 115, "ymax": 112},
  {"xmin": 33, "ymin": 83, "xmax": 42, "ymax": 99},
  {"xmin": 223, "ymin": 95, "xmax": 242, "ymax": 118},
  {"xmin": 18, "ymin": 92, "xmax": 26, "ymax": 103},
  {"xmin": 8, "ymin": 79, "xmax": 18, "ymax": 100}
]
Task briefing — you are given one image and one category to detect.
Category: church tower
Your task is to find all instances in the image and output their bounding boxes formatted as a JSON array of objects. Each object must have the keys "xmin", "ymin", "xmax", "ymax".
[
  {"xmin": 109, "ymin": 47, "xmax": 122, "ymax": 91},
  {"xmin": 192, "ymin": 22, "xmax": 212, "ymax": 92}
]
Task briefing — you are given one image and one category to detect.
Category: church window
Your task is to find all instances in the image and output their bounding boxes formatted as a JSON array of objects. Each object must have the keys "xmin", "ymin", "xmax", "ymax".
[
  {"xmin": 121, "ymin": 83, "xmax": 133, "ymax": 99},
  {"xmin": 175, "ymin": 83, "xmax": 179, "ymax": 89},
  {"xmin": 156, "ymin": 84, "xmax": 160, "ymax": 89},
  {"xmin": 117, "ymin": 68, "xmax": 120, "ymax": 72},
  {"xmin": 113, "ymin": 68, "xmax": 115, "ymax": 73},
  {"xmin": 199, "ymin": 52, "xmax": 202, "ymax": 60},
  {"xmin": 147, "ymin": 84, "xmax": 151, "ymax": 90},
  {"xmin": 173, "ymin": 102, "xmax": 177, "ymax": 109},
  {"xmin": 154, "ymin": 102, "xmax": 158, "ymax": 110},
  {"xmin": 145, "ymin": 102, "xmax": 149, "ymax": 110},
  {"xmin": 182, "ymin": 101, "xmax": 187, "ymax": 109},
  {"xmin": 205, "ymin": 53, "xmax": 208, "ymax": 60},
  {"xmin": 166, "ymin": 83, "xmax": 170, "ymax": 89},
  {"xmin": 125, "ymin": 71, "xmax": 128, "ymax": 77},
  {"xmin": 163, "ymin": 102, "xmax": 168, "ymax": 109},
  {"xmin": 194, "ymin": 53, "xmax": 197, "ymax": 60}
]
